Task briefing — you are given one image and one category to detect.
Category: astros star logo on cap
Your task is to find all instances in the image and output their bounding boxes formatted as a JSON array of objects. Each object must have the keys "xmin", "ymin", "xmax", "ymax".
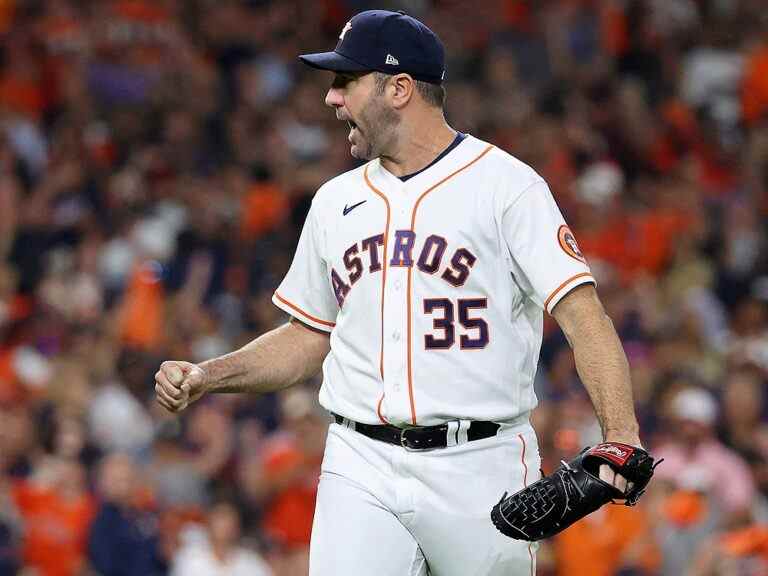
[{"xmin": 339, "ymin": 21, "xmax": 352, "ymax": 41}]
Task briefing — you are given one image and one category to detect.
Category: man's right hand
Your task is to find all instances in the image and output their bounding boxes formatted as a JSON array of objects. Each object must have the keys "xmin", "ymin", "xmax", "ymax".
[{"xmin": 155, "ymin": 360, "xmax": 208, "ymax": 413}]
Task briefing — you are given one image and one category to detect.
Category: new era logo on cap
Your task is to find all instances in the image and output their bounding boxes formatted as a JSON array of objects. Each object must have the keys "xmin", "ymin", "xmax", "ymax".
[{"xmin": 385, "ymin": 54, "xmax": 399, "ymax": 66}]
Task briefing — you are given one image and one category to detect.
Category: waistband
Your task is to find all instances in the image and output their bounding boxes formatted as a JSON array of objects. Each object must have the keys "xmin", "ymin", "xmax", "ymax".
[{"xmin": 332, "ymin": 412, "xmax": 514, "ymax": 451}]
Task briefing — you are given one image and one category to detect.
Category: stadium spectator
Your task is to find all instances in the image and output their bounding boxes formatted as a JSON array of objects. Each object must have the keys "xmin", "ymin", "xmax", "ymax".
[
  {"xmin": 654, "ymin": 386, "xmax": 756, "ymax": 522},
  {"xmin": 241, "ymin": 387, "xmax": 325, "ymax": 575},
  {"xmin": 652, "ymin": 386, "xmax": 758, "ymax": 575},
  {"xmin": 87, "ymin": 452, "xmax": 166, "ymax": 576},
  {"xmin": 11, "ymin": 456, "xmax": 95, "ymax": 576},
  {"xmin": 171, "ymin": 501, "xmax": 272, "ymax": 576}
]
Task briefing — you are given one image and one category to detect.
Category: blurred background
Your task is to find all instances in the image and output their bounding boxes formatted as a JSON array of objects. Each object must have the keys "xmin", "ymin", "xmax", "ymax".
[{"xmin": 0, "ymin": 0, "xmax": 767, "ymax": 574}]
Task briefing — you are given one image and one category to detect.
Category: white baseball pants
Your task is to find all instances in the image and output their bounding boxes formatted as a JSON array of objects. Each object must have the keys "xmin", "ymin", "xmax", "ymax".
[{"xmin": 309, "ymin": 418, "xmax": 540, "ymax": 576}]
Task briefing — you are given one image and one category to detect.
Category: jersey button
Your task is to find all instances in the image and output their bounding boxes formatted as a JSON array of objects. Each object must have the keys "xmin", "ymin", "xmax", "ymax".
[
  {"xmin": 394, "ymin": 279, "xmax": 402, "ymax": 291},
  {"xmin": 392, "ymin": 330, "xmax": 400, "ymax": 341}
]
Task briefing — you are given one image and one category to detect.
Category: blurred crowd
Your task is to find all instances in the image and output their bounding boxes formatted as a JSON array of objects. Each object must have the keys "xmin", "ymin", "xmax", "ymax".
[{"xmin": 0, "ymin": 0, "xmax": 767, "ymax": 574}]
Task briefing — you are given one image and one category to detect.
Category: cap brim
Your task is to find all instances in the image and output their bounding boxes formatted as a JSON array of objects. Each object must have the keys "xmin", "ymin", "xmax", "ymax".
[{"xmin": 299, "ymin": 51, "xmax": 370, "ymax": 73}]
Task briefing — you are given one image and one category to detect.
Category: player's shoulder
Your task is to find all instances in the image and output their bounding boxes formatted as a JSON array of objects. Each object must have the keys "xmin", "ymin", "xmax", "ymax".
[
  {"xmin": 313, "ymin": 162, "xmax": 371, "ymax": 203},
  {"xmin": 305, "ymin": 162, "xmax": 372, "ymax": 221},
  {"xmin": 471, "ymin": 136, "xmax": 546, "ymax": 192}
]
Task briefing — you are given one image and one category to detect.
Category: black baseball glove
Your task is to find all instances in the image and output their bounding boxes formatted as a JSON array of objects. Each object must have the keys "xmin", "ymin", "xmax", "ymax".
[{"xmin": 491, "ymin": 442, "xmax": 660, "ymax": 542}]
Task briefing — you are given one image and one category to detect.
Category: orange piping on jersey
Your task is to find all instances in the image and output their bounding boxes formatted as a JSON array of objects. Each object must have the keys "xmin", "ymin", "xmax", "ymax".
[
  {"xmin": 376, "ymin": 393, "xmax": 391, "ymax": 424},
  {"xmin": 274, "ymin": 292, "xmax": 336, "ymax": 328},
  {"xmin": 406, "ymin": 145, "xmax": 495, "ymax": 425},
  {"xmin": 363, "ymin": 165, "xmax": 390, "ymax": 382},
  {"xmin": 519, "ymin": 433, "xmax": 529, "ymax": 488},
  {"xmin": 543, "ymin": 272, "xmax": 595, "ymax": 311},
  {"xmin": 519, "ymin": 433, "xmax": 534, "ymax": 576}
]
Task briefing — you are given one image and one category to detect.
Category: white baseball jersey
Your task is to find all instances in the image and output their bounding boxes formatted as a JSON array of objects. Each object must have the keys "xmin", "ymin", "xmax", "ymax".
[{"xmin": 273, "ymin": 135, "xmax": 595, "ymax": 427}]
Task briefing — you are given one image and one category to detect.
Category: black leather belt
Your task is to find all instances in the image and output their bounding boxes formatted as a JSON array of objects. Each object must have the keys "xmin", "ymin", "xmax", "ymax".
[{"xmin": 332, "ymin": 413, "xmax": 501, "ymax": 450}]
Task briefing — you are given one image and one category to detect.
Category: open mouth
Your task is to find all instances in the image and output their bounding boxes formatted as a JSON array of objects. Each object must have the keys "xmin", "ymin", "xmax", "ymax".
[{"xmin": 347, "ymin": 120, "xmax": 358, "ymax": 131}]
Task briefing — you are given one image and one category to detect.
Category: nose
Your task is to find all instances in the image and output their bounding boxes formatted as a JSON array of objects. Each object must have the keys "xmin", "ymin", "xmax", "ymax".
[{"xmin": 325, "ymin": 87, "xmax": 344, "ymax": 108}]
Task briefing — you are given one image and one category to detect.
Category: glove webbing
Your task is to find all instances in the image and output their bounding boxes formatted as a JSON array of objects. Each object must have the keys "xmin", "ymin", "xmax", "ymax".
[{"xmin": 493, "ymin": 462, "xmax": 583, "ymax": 540}]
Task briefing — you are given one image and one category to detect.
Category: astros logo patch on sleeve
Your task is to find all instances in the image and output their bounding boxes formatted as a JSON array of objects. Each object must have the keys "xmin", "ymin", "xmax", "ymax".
[{"xmin": 557, "ymin": 225, "xmax": 586, "ymax": 263}]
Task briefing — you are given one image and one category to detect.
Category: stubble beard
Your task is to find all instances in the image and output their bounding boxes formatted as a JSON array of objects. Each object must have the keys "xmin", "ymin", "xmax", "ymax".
[{"xmin": 352, "ymin": 93, "xmax": 400, "ymax": 161}]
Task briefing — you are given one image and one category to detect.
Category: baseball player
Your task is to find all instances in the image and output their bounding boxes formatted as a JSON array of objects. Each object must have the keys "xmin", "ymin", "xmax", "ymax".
[{"xmin": 155, "ymin": 10, "xmax": 643, "ymax": 575}]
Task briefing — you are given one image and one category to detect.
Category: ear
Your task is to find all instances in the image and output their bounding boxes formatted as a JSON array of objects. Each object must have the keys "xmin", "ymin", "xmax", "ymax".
[{"xmin": 389, "ymin": 74, "xmax": 415, "ymax": 109}]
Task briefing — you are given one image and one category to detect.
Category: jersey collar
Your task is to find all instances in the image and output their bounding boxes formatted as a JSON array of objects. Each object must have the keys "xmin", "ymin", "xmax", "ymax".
[{"xmin": 367, "ymin": 134, "xmax": 486, "ymax": 195}]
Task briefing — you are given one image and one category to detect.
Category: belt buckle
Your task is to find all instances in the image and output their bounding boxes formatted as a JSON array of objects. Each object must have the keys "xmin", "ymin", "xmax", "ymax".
[{"xmin": 399, "ymin": 428, "xmax": 419, "ymax": 451}]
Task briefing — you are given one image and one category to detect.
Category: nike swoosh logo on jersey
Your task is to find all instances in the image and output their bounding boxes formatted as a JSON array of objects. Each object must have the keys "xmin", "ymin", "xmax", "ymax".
[{"xmin": 343, "ymin": 200, "xmax": 367, "ymax": 215}]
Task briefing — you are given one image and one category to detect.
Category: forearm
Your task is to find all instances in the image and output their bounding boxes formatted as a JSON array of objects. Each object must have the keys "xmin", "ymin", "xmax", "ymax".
[
  {"xmin": 570, "ymin": 313, "xmax": 640, "ymax": 441},
  {"xmin": 200, "ymin": 320, "xmax": 330, "ymax": 395},
  {"xmin": 553, "ymin": 285, "xmax": 640, "ymax": 442}
]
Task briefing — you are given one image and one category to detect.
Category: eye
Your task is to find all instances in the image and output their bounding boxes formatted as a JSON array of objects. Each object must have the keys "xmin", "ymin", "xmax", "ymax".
[{"xmin": 332, "ymin": 74, "xmax": 353, "ymax": 89}]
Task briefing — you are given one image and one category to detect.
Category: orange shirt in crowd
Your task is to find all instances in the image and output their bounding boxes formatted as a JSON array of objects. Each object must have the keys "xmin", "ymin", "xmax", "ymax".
[
  {"xmin": 554, "ymin": 504, "xmax": 659, "ymax": 576},
  {"xmin": 648, "ymin": 99, "xmax": 738, "ymax": 195},
  {"xmin": 718, "ymin": 525, "xmax": 768, "ymax": 571},
  {"xmin": 0, "ymin": 72, "xmax": 45, "ymax": 120},
  {"xmin": 600, "ymin": 1, "xmax": 629, "ymax": 58},
  {"xmin": 118, "ymin": 261, "xmax": 165, "ymax": 350},
  {"xmin": 0, "ymin": 0, "xmax": 14, "ymax": 35},
  {"xmin": 578, "ymin": 209, "xmax": 690, "ymax": 283},
  {"xmin": 11, "ymin": 480, "xmax": 95, "ymax": 576},
  {"xmin": 742, "ymin": 45, "xmax": 768, "ymax": 125},
  {"xmin": 261, "ymin": 436, "xmax": 320, "ymax": 548},
  {"xmin": 0, "ymin": 346, "xmax": 21, "ymax": 404},
  {"xmin": 240, "ymin": 182, "xmax": 289, "ymax": 240}
]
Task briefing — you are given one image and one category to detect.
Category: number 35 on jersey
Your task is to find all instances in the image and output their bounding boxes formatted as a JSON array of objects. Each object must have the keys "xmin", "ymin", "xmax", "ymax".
[{"xmin": 332, "ymin": 229, "xmax": 489, "ymax": 351}]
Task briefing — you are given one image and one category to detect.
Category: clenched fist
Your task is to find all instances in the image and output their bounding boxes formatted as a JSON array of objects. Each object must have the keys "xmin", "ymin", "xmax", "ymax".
[{"xmin": 155, "ymin": 360, "xmax": 207, "ymax": 413}]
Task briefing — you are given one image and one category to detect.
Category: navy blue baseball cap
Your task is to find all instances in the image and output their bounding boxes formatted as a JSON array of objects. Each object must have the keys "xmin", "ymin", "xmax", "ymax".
[{"xmin": 299, "ymin": 10, "xmax": 446, "ymax": 85}]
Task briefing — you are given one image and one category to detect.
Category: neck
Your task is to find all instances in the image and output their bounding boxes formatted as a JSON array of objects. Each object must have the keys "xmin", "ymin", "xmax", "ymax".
[{"xmin": 379, "ymin": 113, "xmax": 457, "ymax": 177}]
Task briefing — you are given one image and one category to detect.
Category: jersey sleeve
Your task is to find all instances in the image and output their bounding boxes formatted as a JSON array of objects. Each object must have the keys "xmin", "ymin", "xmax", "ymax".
[
  {"xmin": 501, "ymin": 179, "xmax": 596, "ymax": 314},
  {"xmin": 272, "ymin": 198, "xmax": 338, "ymax": 332}
]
